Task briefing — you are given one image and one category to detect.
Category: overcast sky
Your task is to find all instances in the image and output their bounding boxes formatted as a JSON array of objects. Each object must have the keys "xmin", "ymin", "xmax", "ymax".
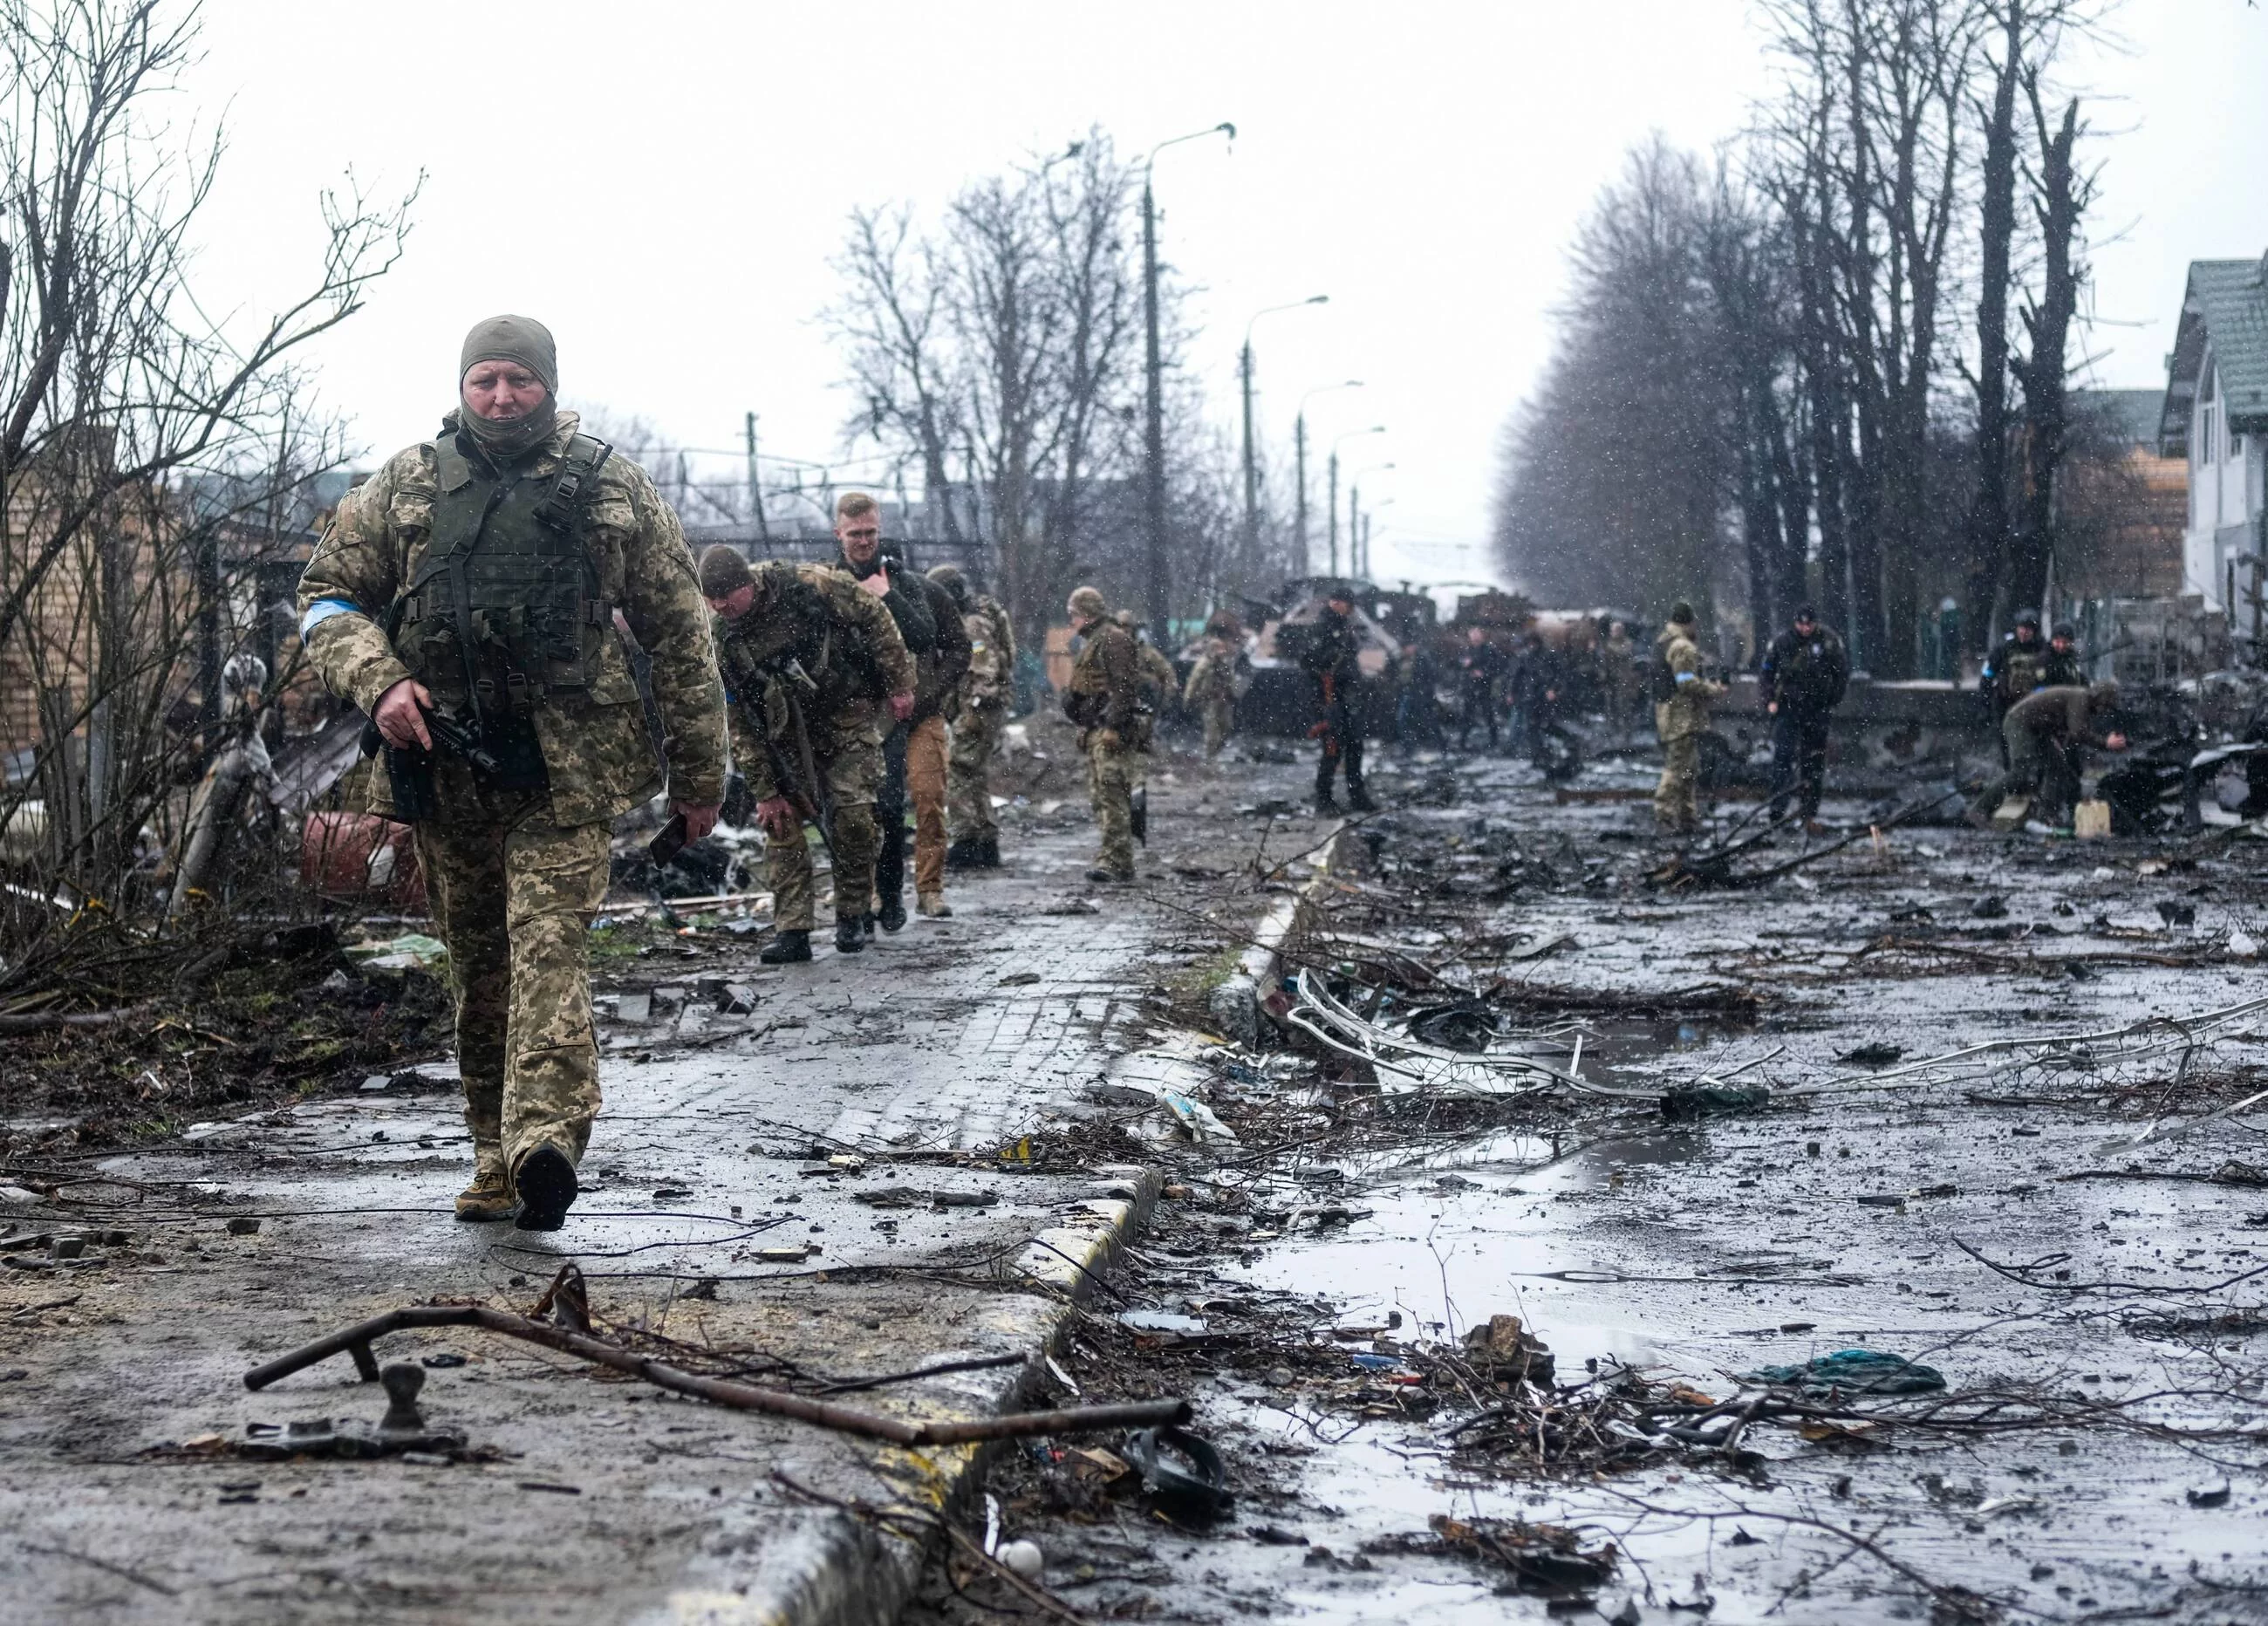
[{"xmin": 187, "ymin": 0, "xmax": 2268, "ymax": 592}]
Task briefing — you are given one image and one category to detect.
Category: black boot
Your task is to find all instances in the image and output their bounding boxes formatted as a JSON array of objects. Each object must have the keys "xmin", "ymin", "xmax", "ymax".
[
  {"xmin": 834, "ymin": 916, "xmax": 865, "ymax": 954},
  {"xmin": 1349, "ymin": 784, "xmax": 1377, "ymax": 813},
  {"xmin": 760, "ymin": 928, "xmax": 812, "ymax": 964},
  {"xmin": 878, "ymin": 892, "xmax": 906, "ymax": 933},
  {"xmin": 946, "ymin": 837, "xmax": 984, "ymax": 871},
  {"xmin": 512, "ymin": 1144, "xmax": 578, "ymax": 1232},
  {"xmin": 980, "ymin": 834, "xmax": 1001, "ymax": 868}
]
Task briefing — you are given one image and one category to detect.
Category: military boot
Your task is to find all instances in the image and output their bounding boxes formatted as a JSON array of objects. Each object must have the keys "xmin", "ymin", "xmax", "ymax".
[
  {"xmin": 760, "ymin": 928, "xmax": 812, "ymax": 964},
  {"xmin": 945, "ymin": 837, "xmax": 985, "ymax": 871},
  {"xmin": 835, "ymin": 915, "xmax": 866, "ymax": 954},
  {"xmin": 1349, "ymin": 785, "xmax": 1377, "ymax": 813},
  {"xmin": 454, "ymin": 1160, "xmax": 515, "ymax": 1223},
  {"xmin": 878, "ymin": 892, "xmax": 907, "ymax": 933},
  {"xmin": 980, "ymin": 835, "xmax": 1001, "ymax": 869},
  {"xmin": 512, "ymin": 1144, "xmax": 578, "ymax": 1233},
  {"xmin": 917, "ymin": 892, "xmax": 953, "ymax": 918}
]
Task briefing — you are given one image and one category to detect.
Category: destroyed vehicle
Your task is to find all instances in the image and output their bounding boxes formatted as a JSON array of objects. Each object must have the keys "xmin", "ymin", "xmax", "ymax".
[{"xmin": 1234, "ymin": 577, "xmax": 1407, "ymax": 736}]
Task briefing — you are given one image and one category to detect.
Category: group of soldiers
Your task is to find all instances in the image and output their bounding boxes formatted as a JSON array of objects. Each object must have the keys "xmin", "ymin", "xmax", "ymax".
[{"xmin": 294, "ymin": 316, "xmax": 1148, "ymax": 1235}]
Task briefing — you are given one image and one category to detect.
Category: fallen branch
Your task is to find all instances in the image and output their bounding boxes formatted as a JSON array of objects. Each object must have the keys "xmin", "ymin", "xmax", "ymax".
[{"xmin": 243, "ymin": 1294, "xmax": 1187, "ymax": 1446}]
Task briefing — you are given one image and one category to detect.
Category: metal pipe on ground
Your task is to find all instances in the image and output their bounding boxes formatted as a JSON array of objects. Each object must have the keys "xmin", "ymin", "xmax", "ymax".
[{"xmin": 244, "ymin": 1302, "xmax": 1190, "ymax": 1446}]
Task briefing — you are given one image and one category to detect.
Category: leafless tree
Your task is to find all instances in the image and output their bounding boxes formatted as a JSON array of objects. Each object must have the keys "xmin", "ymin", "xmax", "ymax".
[{"xmin": 0, "ymin": 0, "xmax": 415, "ymax": 980}]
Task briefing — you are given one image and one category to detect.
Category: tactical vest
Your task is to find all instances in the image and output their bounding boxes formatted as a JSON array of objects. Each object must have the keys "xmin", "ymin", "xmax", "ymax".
[
  {"xmin": 392, "ymin": 429, "xmax": 613, "ymax": 787},
  {"xmin": 719, "ymin": 568, "xmax": 885, "ymax": 721}
]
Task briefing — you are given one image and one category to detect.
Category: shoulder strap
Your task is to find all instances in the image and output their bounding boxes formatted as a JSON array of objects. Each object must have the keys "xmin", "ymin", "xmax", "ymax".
[{"xmin": 535, "ymin": 434, "xmax": 613, "ymax": 536}]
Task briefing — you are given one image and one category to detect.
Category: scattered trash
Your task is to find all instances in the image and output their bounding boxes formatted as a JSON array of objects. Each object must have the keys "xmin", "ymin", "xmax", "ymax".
[
  {"xmin": 2187, "ymin": 1485, "xmax": 2232, "ymax": 1508},
  {"xmin": 1743, "ymin": 1349, "xmax": 1946, "ymax": 1396},
  {"xmin": 346, "ymin": 932, "xmax": 448, "ymax": 971},
  {"xmin": 1377, "ymin": 1513, "xmax": 1618, "ymax": 1601},
  {"xmin": 225, "ymin": 1217, "xmax": 262, "ymax": 1236},
  {"xmin": 1123, "ymin": 1424, "xmax": 1232, "ymax": 1522},
  {"xmin": 1838, "ymin": 1042, "xmax": 1904, "ymax": 1067},
  {"xmin": 1461, "ymin": 1315, "xmax": 1555, "ymax": 1386},
  {"xmin": 1660, "ymin": 1083, "xmax": 1773, "ymax": 1120},
  {"xmin": 1119, "ymin": 1309, "xmax": 1208, "ymax": 1336},
  {"xmin": 994, "ymin": 1538, "xmax": 1044, "ymax": 1578}
]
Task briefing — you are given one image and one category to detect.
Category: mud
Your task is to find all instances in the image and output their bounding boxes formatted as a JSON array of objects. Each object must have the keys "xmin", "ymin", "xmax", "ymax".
[{"xmin": 908, "ymin": 748, "xmax": 2268, "ymax": 1626}]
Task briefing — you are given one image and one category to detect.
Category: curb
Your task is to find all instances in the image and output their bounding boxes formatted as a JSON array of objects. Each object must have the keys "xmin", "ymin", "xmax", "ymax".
[
  {"xmin": 1206, "ymin": 821, "xmax": 1353, "ymax": 1045},
  {"xmin": 657, "ymin": 1171, "xmax": 1164, "ymax": 1626}
]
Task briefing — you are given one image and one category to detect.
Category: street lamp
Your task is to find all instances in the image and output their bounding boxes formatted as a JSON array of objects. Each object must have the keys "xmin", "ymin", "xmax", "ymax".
[
  {"xmin": 1141, "ymin": 120, "xmax": 1235, "ymax": 651},
  {"xmin": 1240, "ymin": 296, "xmax": 1329, "ymax": 583},
  {"xmin": 1359, "ymin": 495, "xmax": 1397, "ymax": 579},
  {"xmin": 1327, "ymin": 426, "xmax": 1385, "ymax": 578},
  {"xmin": 1349, "ymin": 463, "xmax": 1395, "ymax": 579},
  {"xmin": 1295, "ymin": 381, "xmax": 1363, "ymax": 577}
]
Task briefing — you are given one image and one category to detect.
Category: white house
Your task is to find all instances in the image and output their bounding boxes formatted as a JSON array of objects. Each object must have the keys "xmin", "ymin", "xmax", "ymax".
[{"xmin": 2160, "ymin": 256, "xmax": 2268, "ymax": 611}]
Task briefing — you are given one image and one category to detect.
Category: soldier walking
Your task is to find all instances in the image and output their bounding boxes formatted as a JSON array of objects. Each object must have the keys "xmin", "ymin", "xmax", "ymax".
[
  {"xmin": 1600, "ymin": 618, "xmax": 1639, "ymax": 740},
  {"xmin": 1455, "ymin": 625, "xmax": 1508, "ymax": 751},
  {"xmin": 1651, "ymin": 602, "xmax": 1722, "ymax": 836},
  {"xmin": 1759, "ymin": 604, "xmax": 1848, "ymax": 831},
  {"xmin": 1064, "ymin": 586, "xmax": 1141, "ymax": 883},
  {"xmin": 700, "ymin": 547, "xmax": 913, "ymax": 961},
  {"xmin": 297, "ymin": 316, "xmax": 725, "ymax": 1231},
  {"xmin": 1183, "ymin": 621, "xmax": 1240, "ymax": 762},
  {"xmin": 835, "ymin": 494, "xmax": 969, "ymax": 926},
  {"xmin": 1305, "ymin": 585, "xmax": 1374, "ymax": 813},
  {"xmin": 932, "ymin": 564, "xmax": 1014, "ymax": 872}
]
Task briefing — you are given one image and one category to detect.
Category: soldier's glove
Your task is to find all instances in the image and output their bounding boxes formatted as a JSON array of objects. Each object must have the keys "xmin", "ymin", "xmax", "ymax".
[{"xmin": 755, "ymin": 796, "xmax": 801, "ymax": 841}]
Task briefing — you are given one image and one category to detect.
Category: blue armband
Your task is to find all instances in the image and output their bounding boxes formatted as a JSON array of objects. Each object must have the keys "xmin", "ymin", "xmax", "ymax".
[{"xmin": 300, "ymin": 598, "xmax": 362, "ymax": 638}]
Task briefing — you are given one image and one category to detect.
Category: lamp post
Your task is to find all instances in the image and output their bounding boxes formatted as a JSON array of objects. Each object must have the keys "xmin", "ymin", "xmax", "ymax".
[
  {"xmin": 1295, "ymin": 380, "xmax": 1362, "ymax": 578},
  {"xmin": 1349, "ymin": 463, "xmax": 1395, "ymax": 579},
  {"xmin": 1141, "ymin": 121, "xmax": 1235, "ymax": 651},
  {"xmin": 1327, "ymin": 426, "xmax": 1385, "ymax": 578},
  {"xmin": 1240, "ymin": 296, "xmax": 1328, "ymax": 584}
]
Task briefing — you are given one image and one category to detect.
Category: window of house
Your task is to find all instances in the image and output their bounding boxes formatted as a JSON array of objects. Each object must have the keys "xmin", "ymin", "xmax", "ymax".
[{"xmin": 2200, "ymin": 399, "xmax": 2219, "ymax": 465}]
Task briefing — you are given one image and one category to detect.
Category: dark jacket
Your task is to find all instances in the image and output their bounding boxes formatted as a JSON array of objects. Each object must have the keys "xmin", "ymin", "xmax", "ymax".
[
  {"xmin": 844, "ymin": 551, "xmax": 969, "ymax": 723},
  {"xmin": 1760, "ymin": 625, "xmax": 1849, "ymax": 715},
  {"xmin": 1981, "ymin": 632, "xmax": 2073, "ymax": 710},
  {"xmin": 2006, "ymin": 684, "xmax": 2117, "ymax": 747},
  {"xmin": 1301, "ymin": 608, "xmax": 1363, "ymax": 701},
  {"xmin": 1458, "ymin": 639, "xmax": 1510, "ymax": 692}
]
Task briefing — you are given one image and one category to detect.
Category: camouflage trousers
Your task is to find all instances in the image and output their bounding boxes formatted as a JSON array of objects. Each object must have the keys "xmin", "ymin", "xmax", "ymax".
[
  {"xmin": 414, "ymin": 797, "xmax": 611, "ymax": 1182},
  {"xmin": 770, "ymin": 723, "xmax": 881, "ymax": 931},
  {"xmin": 1654, "ymin": 731, "xmax": 1702, "ymax": 832},
  {"xmin": 1086, "ymin": 734, "xmax": 1137, "ymax": 877},
  {"xmin": 1199, "ymin": 698, "xmax": 1233, "ymax": 761},
  {"xmin": 948, "ymin": 703, "xmax": 1005, "ymax": 841}
]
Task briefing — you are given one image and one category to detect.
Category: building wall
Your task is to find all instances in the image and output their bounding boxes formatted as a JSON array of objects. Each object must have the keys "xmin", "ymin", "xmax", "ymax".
[{"xmin": 2182, "ymin": 349, "xmax": 2265, "ymax": 608}]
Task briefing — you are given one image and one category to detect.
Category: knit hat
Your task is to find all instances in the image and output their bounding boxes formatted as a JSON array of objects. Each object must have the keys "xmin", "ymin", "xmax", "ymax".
[
  {"xmin": 1069, "ymin": 585, "xmax": 1109, "ymax": 622},
  {"xmin": 926, "ymin": 563, "xmax": 969, "ymax": 607},
  {"xmin": 1794, "ymin": 603, "xmax": 1818, "ymax": 622},
  {"xmin": 1668, "ymin": 601, "xmax": 1696, "ymax": 626},
  {"xmin": 698, "ymin": 544, "xmax": 754, "ymax": 599},
  {"xmin": 460, "ymin": 314, "xmax": 557, "ymax": 393}
]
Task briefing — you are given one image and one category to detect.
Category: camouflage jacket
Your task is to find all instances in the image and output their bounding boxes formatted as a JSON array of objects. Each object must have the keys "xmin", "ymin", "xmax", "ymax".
[
  {"xmin": 296, "ymin": 411, "xmax": 726, "ymax": 826},
  {"xmin": 713, "ymin": 562, "xmax": 913, "ymax": 804},
  {"xmin": 1065, "ymin": 620, "xmax": 1139, "ymax": 736},
  {"xmin": 1134, "ymin": 641, "xmax": 1177, "ymax": 713},
  {"xmin": 959, "ymin": 596, "xmax": 1016, "ymax": 712},
  {"xmin": 1653, "ymin": 626, "xmax": 1722, "ymax": 742},
  {"xmin": 1183, "ymin": 638, "xmax": 1238, "ymax": 707}
]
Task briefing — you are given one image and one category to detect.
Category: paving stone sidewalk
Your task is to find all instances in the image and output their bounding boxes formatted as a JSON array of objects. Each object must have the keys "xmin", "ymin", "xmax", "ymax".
[{"xmin": 0, "ymin": 763, "xmax": 1301, "ymax": 1625}]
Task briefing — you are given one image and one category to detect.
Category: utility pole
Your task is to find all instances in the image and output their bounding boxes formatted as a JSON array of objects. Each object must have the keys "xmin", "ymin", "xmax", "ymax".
[
  {"xmin": 1240, "ymin": 296, "xmax": 1328, "ymax": 590},
  {"xmin": 1142, "ymin": 171, "xmax": 1167, "ymax": 648},
  {"xmin": 745, "ymin": 412, "xmax": 769, "ymax": 543},
  {"xmin": 1327, "ymin": 452, "xmax": 1339, "ymax": 578},
  {"xmin": 1293, "ymin": 413, "xmax": 1308, "ymax": 577},
  {"xmin": 1139, "ymin": 122, "xmax": 1234, "ymax": 651}
]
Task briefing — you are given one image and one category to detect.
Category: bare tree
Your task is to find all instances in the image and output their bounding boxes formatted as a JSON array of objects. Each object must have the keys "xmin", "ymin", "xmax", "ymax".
[{"xmin": 0, "ymin": 0, "xmax": 415, "ymax": 980}]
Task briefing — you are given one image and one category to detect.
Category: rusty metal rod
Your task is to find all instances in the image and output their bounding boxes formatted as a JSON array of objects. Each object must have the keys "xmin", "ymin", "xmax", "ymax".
[{"xmin": 243, "ymin": 1305, "xmax": 1189, "ymax": 1445}]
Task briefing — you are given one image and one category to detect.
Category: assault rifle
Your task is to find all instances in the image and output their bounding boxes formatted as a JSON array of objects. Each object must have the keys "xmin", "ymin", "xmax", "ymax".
[
  {"xmin": 359, "ymin": 706, "xmax": 507, "ymax": 823},
  {"xmin": 738, "ymin": 656, "xmax": 836, "ymax": 863}
]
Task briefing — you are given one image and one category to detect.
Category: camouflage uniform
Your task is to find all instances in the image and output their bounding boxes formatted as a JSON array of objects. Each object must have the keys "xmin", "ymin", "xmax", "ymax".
[
  {"xmin": 1117, "ymin": 611, "xmax": 1177, "ymax": 798},
  {"xmin": 1183, "ymin": 637, "xmax": 1238, "ymax": 760},
  {"xmin": 296, "ymin": 410, "xmax": 725, "ymax": 1185},
  {"xmin": 715, "ymin": 563, "xmax": 914, "ymax": 933},
  {"xmin": 947, "ymin": 594, "xmax": 1015, "ymax": 845},
  {"xmin": 1066, "ymin": 615, "xmax": 1142, "ymax": 879},
  {"xmin": 1651, "ymin": 622, "xmax": 1722, "ymax": 833}
]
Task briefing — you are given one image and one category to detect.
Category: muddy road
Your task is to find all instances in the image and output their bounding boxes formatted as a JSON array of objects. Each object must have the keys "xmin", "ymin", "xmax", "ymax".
[
  {"xmin": 905, "ymin": 748, "xmax": 2268, "ymax": 1626},
  {"xmin": 4, "ymin": 733, "xmax": 2266, "ymax": 1624}
]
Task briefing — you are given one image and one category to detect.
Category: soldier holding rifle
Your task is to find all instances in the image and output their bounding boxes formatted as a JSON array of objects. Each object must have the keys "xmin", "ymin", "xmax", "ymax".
[
  {"xmin": 699, "ymin": 546, "xmax": 914, "ymax": 962},
  {"xmin": 297, "ymin": 316, "xmax": 726, "ymax": 1231}
]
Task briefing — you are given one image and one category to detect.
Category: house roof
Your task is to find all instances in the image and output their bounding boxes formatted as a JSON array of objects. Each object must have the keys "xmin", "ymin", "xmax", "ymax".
[
  {"xmin": 2161, "ymin": 257, "xmax": 2268, "ymax": 454},
  {"xmin": 2072, "ymin": 388, "xmax": 2167, "ymax": 452}
]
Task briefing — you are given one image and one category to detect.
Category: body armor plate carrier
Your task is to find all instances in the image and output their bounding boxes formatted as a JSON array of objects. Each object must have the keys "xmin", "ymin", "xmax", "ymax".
[{"xmin": 391, "ymin": 428, "xmax": 614, "ymax": 792}]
